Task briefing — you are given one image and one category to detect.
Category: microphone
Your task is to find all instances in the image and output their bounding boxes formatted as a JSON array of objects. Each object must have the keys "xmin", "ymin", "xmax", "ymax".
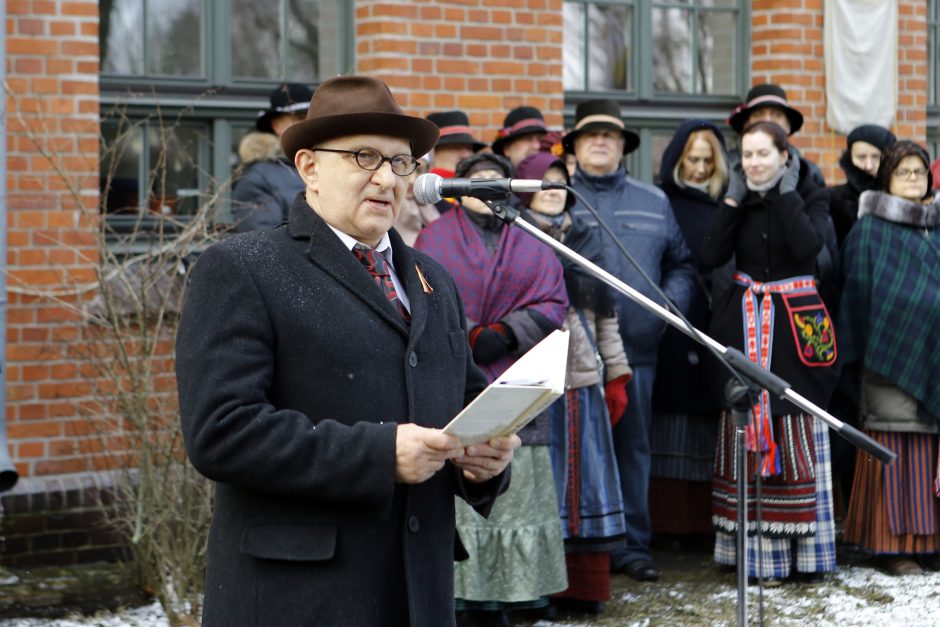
[{"xmin": 412, "ymin": 172, "xmax": 565, "ymax": 205}]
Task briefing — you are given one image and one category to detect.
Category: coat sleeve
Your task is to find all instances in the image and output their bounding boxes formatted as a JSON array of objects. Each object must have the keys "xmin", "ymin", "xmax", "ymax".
[
  {"xmin": 772, "ymin": 188, "xmax": 825, "ymax": 262},
  {"xmin": 595, "ymin": 310, "xmax": 633, "ymax": 382},
  {"xmin": 700, "ymin": 200, "xmax": 743, "ymax": 267},
  {"xmin": 176, "ymin": 243, "xmax": 399, "ymax": 512},
  {"xmin": 231, "ymin": 164, "xmax": 291, "ymax": 233},
  {"xmin": 660, "ymin": 197, "xmax": 698, "ymax": 315}
]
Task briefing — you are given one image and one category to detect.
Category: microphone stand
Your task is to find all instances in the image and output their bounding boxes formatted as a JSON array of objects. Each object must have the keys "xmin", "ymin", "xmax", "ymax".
[{"xmin": 484, "ymin": 199, "xmax": 895, "ymax": 627}]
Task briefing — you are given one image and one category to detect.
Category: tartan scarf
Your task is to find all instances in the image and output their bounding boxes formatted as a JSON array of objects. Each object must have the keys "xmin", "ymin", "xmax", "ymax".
[{"xmin": 838, "ymin": 191, "xmax": 940, "ymax": 419}]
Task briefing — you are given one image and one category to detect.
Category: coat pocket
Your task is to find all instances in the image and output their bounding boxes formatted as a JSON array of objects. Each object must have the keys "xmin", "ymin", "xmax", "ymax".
[
  {"xmin": 239, "ymin": 522, "xmax": 337, "ymax": 562},
  {"xmin": 448, "ymin": 330, "xmax": 468, "ymax": 355},
  {"xmin": 782, "ymin": 292, "xmax": 837, "ymax": 368}
]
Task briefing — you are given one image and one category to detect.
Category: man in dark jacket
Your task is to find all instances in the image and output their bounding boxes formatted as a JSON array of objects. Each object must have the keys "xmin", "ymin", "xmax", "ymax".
[
  {"xmin": 230, "ymin": 83, "xmax": 312, "ymax": 232},
  {"xmin": 177, "ymin": 75, "xmax": 518, "ymax": 627},
  {"xmin": 563, "ymin": 100, "xmax": 696, "ymax": 582}
]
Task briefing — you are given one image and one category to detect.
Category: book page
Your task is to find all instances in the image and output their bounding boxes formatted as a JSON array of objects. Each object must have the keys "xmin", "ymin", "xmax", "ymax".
[{"xmin": 443, "ymin": 330, "xmax": 569, "ymax": 444}]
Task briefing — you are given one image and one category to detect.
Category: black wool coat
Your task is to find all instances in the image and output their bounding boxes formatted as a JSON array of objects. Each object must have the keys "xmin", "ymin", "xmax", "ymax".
[
  {"xmin": 700, "ymin": 172, "xmax": 840, "ymax": 414},
  {"xmin": 176, "ymin": 196, "xmax": 506, "ymax": 627}
]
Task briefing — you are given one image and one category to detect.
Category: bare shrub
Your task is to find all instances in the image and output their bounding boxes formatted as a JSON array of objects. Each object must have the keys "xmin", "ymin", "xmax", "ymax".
[{"xmin": 7, "ymin": 83, "xmax": 231, "ymax": 626}]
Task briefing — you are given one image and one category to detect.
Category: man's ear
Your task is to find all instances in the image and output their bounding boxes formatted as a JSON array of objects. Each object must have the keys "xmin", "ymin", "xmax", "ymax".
[{"xmin": 295, "ymin": 149, "xmax": 319, "ymax": 191}]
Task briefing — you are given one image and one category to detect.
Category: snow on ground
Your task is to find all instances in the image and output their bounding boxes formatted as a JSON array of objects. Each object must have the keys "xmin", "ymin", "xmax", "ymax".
[{"xmin": 0, "ymin": 565, "xmax": 939, "ymax": 626}]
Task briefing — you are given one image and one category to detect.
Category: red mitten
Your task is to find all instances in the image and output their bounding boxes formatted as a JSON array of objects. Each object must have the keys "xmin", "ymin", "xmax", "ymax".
[{"xmin": 604, "ymin": 375, "xmax": 630, "ymax": 427}]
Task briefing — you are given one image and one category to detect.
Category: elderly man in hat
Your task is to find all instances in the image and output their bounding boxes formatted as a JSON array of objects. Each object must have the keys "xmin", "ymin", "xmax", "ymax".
[
  {"xmin": 564, "ymin": 99, "xmax": 696, "ymax": 583},
  {"xmin": 492, "ymin": 106, "xmax": 549, "ymax": 167},
  {"xmin": 176, "ymin": 75, "xmax": 519, "ymax": 627},
  {"xmin": 231, "ymin": 83, "xmax": 313, "ymax": 233}
]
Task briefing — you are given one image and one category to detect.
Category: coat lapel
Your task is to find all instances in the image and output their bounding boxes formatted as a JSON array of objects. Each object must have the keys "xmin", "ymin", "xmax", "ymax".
[
  {"xmin": 288, "ymin": 196, "xmax": 409, "ymax": 337},
  {"xmin": 389, "ymin": 229, "xmax": 428, "ymax": 342}
]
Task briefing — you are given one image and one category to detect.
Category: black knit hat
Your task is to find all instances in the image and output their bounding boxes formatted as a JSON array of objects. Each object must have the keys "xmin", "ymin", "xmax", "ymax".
[
  {"xmin": 561, "ymin": 99, "xmax": 640, "ymax": 155},
  {"xmin": 426, "ymin": 110, "xmax": 487, "ymax": 152},
  {"xmin": 728, "ymin": 84, "xmax": 804, "ymax": 135},
  {"xmin": 256, "ymin": 83, "xmax": 314, "ymax": 134},
  {"xmin": 492, "ymin": 106, "xmax": 548, "ymax": 155},
  {"xmin": 846, "ymin": 124, "xmax": 897, "ymax": 152},
  {"xmin": 455, "ymin": 152, "xmax": 514, "ymax": 180}
]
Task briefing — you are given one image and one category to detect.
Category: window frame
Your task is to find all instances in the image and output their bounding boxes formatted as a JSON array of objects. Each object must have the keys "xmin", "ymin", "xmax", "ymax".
[
  {"xmin": 98, "ymin": 0, "xmax": 355, "ymax": 239},
  {"xmin": 564, "ymin": 0, "xmax": 750, "ymax": 182}
]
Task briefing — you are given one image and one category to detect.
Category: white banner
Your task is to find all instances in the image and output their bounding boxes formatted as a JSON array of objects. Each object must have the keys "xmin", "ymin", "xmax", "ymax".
[{"xmin": 825, "ymin": 0, "xmax": 898, "ymax": 134}]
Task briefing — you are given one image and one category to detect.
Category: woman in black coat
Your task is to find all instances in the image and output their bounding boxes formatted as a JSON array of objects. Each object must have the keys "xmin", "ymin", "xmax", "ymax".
[
  {"xmin": 828, "ymin": 124, "xmax": 896, "ymax": 247},
  {"xmin": 649, "ymin": 119, "xmax": 728, "ymax": 539},
  {"xmin": 701, "ymin": 121, "xmax": 839, "ymax": 583}
]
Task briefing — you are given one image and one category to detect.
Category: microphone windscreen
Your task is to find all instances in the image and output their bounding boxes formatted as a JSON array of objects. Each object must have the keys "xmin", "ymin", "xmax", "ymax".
[{"xmin": 413, "ymin": 173, "xmax": 442, "ymax": 205}]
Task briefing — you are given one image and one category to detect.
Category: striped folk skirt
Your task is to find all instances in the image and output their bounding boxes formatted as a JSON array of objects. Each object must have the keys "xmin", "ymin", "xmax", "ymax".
[
  {"xmin": 713, "ymin": 414, "xmax": 836, "ymax": 578},
  {"xmin": 712, "ymin": 413, "xmax": 818, "ymax": 537},
  {"xmin": 843, "ymin": 430, "xmax": 940, "ymax": 555},
  {"xmin": 548, "ymin": 385, "xmax": 628, "ymax": 548}
]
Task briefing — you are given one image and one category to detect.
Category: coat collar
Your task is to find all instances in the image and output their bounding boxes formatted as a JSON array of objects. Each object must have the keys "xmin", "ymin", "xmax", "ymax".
[
  {"xmin": 858, "ymin": 190, "xmax": 940, "ymax": 229},
  {"xmin": 287, "ymin": 194, "xmax": 428, "ymax": 339}
]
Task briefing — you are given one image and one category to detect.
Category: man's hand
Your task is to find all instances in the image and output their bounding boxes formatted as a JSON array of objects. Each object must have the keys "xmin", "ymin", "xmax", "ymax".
[
  {"xmin": 395, "ymin": 424, "xmax": 463, "ymax": 484},
  {"xmin": 451, "ymin": 434, "xmax": 521, "ymax": 483}
]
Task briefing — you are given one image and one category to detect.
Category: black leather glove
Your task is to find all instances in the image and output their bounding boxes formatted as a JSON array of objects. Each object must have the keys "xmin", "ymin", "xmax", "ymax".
[
  {"xmin": 724, "ymin": 160, "xmax": 748, "ymax": 205},
  {"xmin": 780, "ymin": 148, "xmax": 802, "ymax": 194},
  {"xmin": 468, "ymin": 322, "xmax": 515, "ymax": 365}
]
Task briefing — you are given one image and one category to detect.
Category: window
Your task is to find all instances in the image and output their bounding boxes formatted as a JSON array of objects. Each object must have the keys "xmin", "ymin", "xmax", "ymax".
[
  {"xmin": 98, "ymin": 0, "xmax": 352, "ymax": 247},
  {"xmin": 564, "ymin": 0, "xmax": 748, "ymax": 181}
]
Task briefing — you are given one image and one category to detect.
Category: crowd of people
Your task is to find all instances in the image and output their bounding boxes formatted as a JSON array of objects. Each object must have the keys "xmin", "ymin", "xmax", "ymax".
[{"xmin": 188, "ymin": 76, "xmax": 940, "ymax": 627}]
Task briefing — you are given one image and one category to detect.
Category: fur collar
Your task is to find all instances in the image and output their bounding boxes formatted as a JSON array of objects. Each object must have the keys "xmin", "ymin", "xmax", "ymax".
[
  {"xmin": 858, "ymin": 190, "xmax": 940, "ymax": 228},
  {"xmin": 238, "ymin": 131, "xmax": 284, "ymax": 165}
]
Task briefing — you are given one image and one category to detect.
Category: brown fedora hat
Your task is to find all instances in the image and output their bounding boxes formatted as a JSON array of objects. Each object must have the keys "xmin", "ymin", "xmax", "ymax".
[{"xmin": 281, "ymin": 75, "xmax": 439, "ymax": 161}]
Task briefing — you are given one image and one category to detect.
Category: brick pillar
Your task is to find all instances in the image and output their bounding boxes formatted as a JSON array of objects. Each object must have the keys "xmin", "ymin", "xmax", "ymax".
[
  {"xmin": 5, "ymin": 0, "xmax": 100, "ymax": 478},
  {"xmin": 354, "ymin": 0, "xmax": 565, "ymax": 145},
  {"xmin": 896, "ymin": 0, "xmax": 929, "ymax": 141},
  {"xmin": 751, "ymin": 0, "xmax": 929, "ymax": 184}
]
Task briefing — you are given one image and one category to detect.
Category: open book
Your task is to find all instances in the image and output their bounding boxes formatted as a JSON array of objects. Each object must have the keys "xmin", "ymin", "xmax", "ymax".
[{"xmin": 443, "ymin": 329, "xmax": 570, "ymax": 445}]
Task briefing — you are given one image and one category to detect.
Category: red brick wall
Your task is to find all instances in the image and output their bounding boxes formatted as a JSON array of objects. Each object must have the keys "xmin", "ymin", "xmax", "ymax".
[
  {"xmin": 353, "ymin": 0, "xmax": 566, "ymax": 147},
  {"xmin": 750, "ymin": 0, "xmax": 928, "ymax": 184},
  {"xmin": 5, "ymin": 0, "xmax": 100, "ymax": 479}
]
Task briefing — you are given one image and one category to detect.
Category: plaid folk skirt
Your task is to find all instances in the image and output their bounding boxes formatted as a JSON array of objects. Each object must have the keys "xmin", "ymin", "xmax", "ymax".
[{"xmin": 713, "ymin": 415, "xmax": 837, "ymax": 578}]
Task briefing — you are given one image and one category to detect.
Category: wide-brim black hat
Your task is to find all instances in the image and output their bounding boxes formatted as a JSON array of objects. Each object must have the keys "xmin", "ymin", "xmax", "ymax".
[
  {"xmin": 426, "ymin": 110, "xmax": 487, "ymax": 152},
  {"xmin": 281, "ymin": 76, "xmax": 440, "ymax": 161},
  {"xmin": 256, "ymin": 83, "xmax": 314, "ymax": 134},
  {"xmin": 562, "ymin": 99, "xmax": 640, "ymax": 155},
  {"xmin": 728, "ymin": 84, "xmax": 804, "ymax": 135},
  {"xmin": 492, "ymin": 106, "xmax": 548, "ymax": 155}
]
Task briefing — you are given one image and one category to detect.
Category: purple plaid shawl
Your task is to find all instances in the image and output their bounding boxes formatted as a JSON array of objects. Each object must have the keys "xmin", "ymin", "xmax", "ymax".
[{"xmin": 415, "ymin": 207, "xmax": 567, "ymax": 381}]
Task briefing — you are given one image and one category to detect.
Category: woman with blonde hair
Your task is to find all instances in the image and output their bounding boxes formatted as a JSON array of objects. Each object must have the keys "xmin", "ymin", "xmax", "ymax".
[{"xmin": 650, "ymin": 119, "xmax": 729, "ymax": 541}]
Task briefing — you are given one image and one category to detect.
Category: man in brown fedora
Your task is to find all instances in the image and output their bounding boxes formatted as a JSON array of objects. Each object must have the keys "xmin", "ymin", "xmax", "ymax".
[{"xmin": 176, "ymin": 75, "xmax": 518, "ymax": 627}]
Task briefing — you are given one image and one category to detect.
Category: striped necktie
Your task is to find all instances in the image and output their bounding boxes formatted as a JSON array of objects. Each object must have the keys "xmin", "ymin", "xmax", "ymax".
[{"xmin": 352, "ymin": 243, "xmax": 411, "ymax": 323}]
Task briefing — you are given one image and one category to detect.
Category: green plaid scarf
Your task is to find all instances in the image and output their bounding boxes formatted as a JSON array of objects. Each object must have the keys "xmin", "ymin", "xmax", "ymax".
[{"xmin": 838, "ymin": 191, "xmax": 940, "ymax": 419}]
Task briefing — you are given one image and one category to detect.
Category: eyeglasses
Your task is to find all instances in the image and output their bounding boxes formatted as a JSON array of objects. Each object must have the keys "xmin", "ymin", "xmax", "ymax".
[
  {"xmin": 311, "ymin": 147, "xmax": 418, "ymax": 176},
  {"xmin": 893, "ymin": 167, "xmax": 928, "ymax": 180}
]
